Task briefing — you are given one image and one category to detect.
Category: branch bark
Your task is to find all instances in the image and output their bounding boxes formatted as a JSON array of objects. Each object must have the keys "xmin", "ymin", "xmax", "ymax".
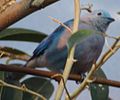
[
  {"xmin": 0, "ymin": 0, "xmax": 59, "ymax": 31},
  {"xmin": 0, "ymin": 64, "xmax": 120, "ymax": 88}
]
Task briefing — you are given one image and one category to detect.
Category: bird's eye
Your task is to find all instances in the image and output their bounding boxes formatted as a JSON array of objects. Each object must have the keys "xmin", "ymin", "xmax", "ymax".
[{"xmin": 97, "ymin": 12, "xmax": 102, "ymax": 16}]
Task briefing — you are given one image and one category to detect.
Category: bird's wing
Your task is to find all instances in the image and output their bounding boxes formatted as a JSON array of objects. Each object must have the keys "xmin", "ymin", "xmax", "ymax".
[
  {"xmin": 32, "ymin": 19, "xmax": 73, "ymax": 58},
  {"xmin": 33, "ymin": 38, "xmax": 51, "ymax": 56}
]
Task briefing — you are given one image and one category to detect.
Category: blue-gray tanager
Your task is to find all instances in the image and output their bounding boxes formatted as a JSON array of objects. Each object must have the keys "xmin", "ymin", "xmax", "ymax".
[{"xmin": 25, "ymin": 10, "xmax": 114, "ymax": 75}]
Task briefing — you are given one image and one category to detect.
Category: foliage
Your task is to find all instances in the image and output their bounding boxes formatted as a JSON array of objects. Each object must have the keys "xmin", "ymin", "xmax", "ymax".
[
  {"xmin": 0, "ymin": 28, "xmax": 47, "ymax": 42},
  {"xmin": 90, "ymin": 68, "xmax": 109, "ymax": 100}
]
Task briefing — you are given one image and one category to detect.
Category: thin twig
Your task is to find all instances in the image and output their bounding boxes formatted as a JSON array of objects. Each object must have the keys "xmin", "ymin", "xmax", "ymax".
[
  {"xmin": 73, "ymin": 0, "xmax": 80, "ymax": 33},
  {"xmin": 105, "ymin": 38, "xmax": 115, "ymax": 53},
  {"xmin": 104, "ymin": 33, "xmax": 118, "ymax": 40},
  {"xmin": 81, "ymin": 4, "xmax": 93, "ymax": 13},
  {"xmin": 97, "ymin": 36, "xmax": 120, "ymax": 68},
  {"xmin": 52, "ymin": 74, "xmax": 71, "ymax": 100},
  {"xmin": 48, "ymin": 16, "xmax": 72, "ymax": 33},
  {"xmin": 0, "ymin": 80, "xmax": 46, "ymax": 100},
  {"xmin": 55, "ymin": 46, "xmax": 76, "ymax": 99},
  {"xmin": 55, "ymin": 0, "xmax": 80, "ymax": 99},
  {"xmin": 0, "ymin": 51, "xmax": 5, "ymax": 58}
]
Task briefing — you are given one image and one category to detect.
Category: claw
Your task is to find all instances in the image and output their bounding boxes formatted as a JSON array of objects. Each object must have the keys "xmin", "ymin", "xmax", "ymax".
[{"xmin": 75, "ymin": 73, "xmax": 86, "ymax": 84}]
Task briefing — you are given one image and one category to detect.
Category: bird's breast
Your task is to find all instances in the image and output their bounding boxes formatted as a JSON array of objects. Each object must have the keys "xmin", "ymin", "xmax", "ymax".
[{"xmin": 72, "ymin": 33, "xmax": 105, "ymax": 74}]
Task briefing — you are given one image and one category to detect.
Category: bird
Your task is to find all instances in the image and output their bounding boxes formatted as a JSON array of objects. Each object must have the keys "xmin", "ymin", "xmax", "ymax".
[{"xmin": 25, "ymin": 9, "xmax": 115, "ymax": 75}]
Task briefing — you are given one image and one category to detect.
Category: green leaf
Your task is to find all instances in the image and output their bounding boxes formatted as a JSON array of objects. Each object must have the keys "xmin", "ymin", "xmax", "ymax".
[
  {"xmin": 1, "ymin": 87, "xmax": 23, "ymax": 100},
  {"xmin": 89, "ymin": 68, "xmax": 109, "ymax": 100},
  {"xmin": 1, "ymin": 79, "xmax": 23, "ymax": 100},
  {"xmin": 0, "ymin": 46, "xmax": 30, "ymax": 59},
  {"xmin": 67, "ymin": 30, "xmax": 98, "ymax": 54},
  {"xmin": 0, "ymin": 28, "xmax": 47, "ymax": 42},
  {"xmin": 0, "ymin": 71, "xmax": 4, "ymax": 80},
  {"xmin": 22, "ymin": 77, "xmax": 54, "ymax": 100}
]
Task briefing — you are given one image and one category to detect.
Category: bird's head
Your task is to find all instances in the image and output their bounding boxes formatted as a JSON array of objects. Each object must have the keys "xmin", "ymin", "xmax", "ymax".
[{"xmin": 82, "ymin": 9, "xmax": 115, "ymax": 32}]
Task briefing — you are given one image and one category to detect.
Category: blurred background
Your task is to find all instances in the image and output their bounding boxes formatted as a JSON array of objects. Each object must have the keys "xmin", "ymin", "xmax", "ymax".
[{"xmin": 0, "ymin": 0, "xmax": 120, "ymax": 99}]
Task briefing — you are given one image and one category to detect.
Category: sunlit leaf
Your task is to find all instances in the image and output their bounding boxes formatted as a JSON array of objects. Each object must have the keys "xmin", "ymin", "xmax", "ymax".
[
  {"xmin": 0, "ymin": 28, "xmax": 47, "ymax": 42},
  {"xmin": 22, "ymin": 77, "xmax": 54, "ymax": 100},
  {"xmin": 89, "ymin": 68, "xmax": 109, "ymax": 100}
]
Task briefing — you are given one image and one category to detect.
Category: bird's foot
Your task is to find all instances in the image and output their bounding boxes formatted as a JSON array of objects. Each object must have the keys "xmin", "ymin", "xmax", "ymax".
[{"xmin": 76, "ymin": 73, "xmax": 86, "ymax": 84}]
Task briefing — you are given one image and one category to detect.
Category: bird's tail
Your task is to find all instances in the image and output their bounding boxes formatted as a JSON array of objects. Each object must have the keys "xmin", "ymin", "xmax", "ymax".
[
  {"xmin": 6, "ymin": 58, "xmax": 38, "ymax": 81},
  {"xmin": 24, "ymin": 57, "xmax": 38, "ymax": 68}
]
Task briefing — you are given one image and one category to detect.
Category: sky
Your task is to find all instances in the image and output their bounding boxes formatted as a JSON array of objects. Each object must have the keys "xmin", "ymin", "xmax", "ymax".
[{"xmin": 0, "ymin": 0, "xmax": 120, "ymax": 100}]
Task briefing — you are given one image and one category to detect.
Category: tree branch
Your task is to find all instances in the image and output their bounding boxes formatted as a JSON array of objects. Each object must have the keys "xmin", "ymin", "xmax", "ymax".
[
  {"xmin": 0, "ymin": 64, "xmax": 120, "ymax": 88},
  {"xmin": 0, "ymin": 0, "xmax": 59, "ymax": 31}
]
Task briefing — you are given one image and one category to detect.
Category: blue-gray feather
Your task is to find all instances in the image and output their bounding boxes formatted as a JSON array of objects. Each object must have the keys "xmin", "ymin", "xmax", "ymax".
[{"xmin": 33, "ymin": 19, "xmax": 73, "ymax": 57}]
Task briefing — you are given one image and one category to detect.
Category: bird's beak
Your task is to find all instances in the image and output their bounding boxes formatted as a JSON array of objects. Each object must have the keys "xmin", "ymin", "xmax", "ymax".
[{"xmin": 107, "ymin": 17, "xmax": 115, "ymax": 23}]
